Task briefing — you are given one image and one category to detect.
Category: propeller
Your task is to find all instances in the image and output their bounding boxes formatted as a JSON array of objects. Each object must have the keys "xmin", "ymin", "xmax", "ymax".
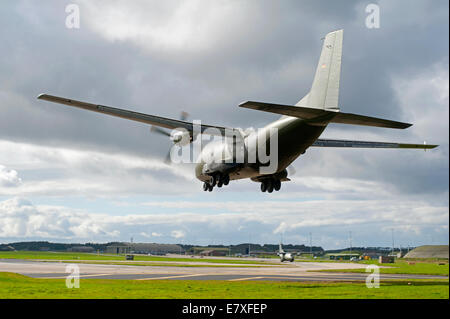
[{"xmin": 150, "ymin": 111, "xmax": 190, "ymax": 164}]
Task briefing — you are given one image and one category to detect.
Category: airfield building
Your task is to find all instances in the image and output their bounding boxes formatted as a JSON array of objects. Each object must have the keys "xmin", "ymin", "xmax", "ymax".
[
  {"xmin": 199, "ymin": 249, "xmax": 227, "ymax": 257},
  {"xmin": 106, "ymin": 243, "xmax": 183, "ymax": 255},
  {"xmin": 326, "ymin": 253, "xmax": 361, "ymax": 260}
]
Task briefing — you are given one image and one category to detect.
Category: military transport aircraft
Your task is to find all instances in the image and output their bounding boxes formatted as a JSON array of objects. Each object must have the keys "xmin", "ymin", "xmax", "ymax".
[
  {"xmin": 278, "ymin": 243, "xmax": 294, "ymax": 263},
  {"xmin": 38, "ymin": 30, "xmax": 437, "ymax": 193}
]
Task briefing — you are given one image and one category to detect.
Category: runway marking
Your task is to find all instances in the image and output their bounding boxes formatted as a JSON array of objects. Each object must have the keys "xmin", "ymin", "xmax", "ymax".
[
  {"xmin": 136, "ymin": 274, "xmax": 206, "ymax": 280},
  {"xmin": 38, "ymin": 273, "xmax": 112, "ymax": 279},
  {"xmin": 228, "ymin": 276, "xmax": 265, "ymax": 281}
]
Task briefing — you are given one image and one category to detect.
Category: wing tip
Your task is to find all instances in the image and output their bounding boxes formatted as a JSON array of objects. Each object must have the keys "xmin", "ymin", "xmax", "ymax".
[
  {"xmin": 238, "ymin": 101, "xmax": 252, "ymax": 107},
  {"xmin": 401, "ymin": 122, "xmax": 413, "ymax": 129}
]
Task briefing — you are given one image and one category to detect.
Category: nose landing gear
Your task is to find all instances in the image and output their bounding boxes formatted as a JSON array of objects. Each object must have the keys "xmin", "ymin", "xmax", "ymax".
[{"xmin": 203, "ymin": 173, "xmax": 230, "ymax": 192}]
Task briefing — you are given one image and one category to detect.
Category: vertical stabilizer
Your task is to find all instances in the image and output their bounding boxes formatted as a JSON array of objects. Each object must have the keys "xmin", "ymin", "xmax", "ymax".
[{"xmin": 296, "ymin": 29, "xmax": 343, "ymax": 111}]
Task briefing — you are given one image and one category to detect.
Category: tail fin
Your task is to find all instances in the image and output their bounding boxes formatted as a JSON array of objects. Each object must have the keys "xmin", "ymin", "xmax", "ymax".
[
  {"xmin": 279, "ymin": 243, "xmax": 284, "ymax": 254},
  {"xmin": 296, "ymin": 29, "xmax": 343, "ymax": 111}
]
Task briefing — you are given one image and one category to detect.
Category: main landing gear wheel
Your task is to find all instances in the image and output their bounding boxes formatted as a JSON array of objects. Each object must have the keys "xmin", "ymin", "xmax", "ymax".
[
  {"xmin": 260, "ymin": 182, "xmax": 267, "ymax": 192},
  {"xmin": 217, "ymin": 173, "xmax": 223, "ymax": 188},
  {"xmin": 210, "ymin": 174, "xmax": 217, "ymax": 187},
  {"xmin": 260, "ymin": 179, "xmax": 281, "ymax": 193},
  {"xmin": 267, "ymin": 179, "xmax": 274, "ymax": 193},
  {"xmin": 274, "ymin": 179, "xmax": 281, "ymax": 191},
  {"xmin": 223, "ymin": 174, "xmax": 230, "ymax": 186}
]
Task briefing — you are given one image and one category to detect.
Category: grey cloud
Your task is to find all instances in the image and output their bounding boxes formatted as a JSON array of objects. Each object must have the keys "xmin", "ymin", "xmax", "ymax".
[{"xmin": 0, "ymin": 1, "xmax": 447, "ymax": 246}]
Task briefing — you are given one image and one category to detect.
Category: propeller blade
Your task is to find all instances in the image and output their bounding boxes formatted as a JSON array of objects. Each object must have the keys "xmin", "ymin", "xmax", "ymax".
[
  {"xmin": 180, "ymin": 111, "xmax": 189, "ymax": 121},
  {"xmin": 164, "ymin": 149, "xmax": 172, "ymax": 164},
  {"xmin": 151, "ymin": 111, "xmax": 188, "ymax": 165}
]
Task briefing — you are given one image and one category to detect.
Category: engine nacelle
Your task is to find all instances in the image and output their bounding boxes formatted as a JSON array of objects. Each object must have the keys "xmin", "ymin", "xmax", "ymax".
[{"xmin": 170, "ymin": 130, "xmax": 191, "ymax": 146}]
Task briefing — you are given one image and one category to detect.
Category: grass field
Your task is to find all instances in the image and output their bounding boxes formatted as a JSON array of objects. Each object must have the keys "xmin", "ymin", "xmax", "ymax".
[
  {"xmin": 0, "ymin": 251, "xmax": 275, "ymax": 265},
  {"xmin": 0, "ymin": 272, "xmax": 447, "ymax": 299},
  {"xmin": 317, "ymin": 260, "xmax": 449, "ymax": 276}
]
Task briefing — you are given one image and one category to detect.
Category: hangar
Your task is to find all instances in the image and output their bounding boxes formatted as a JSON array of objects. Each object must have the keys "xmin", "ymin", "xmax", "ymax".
[{"xmin": 106, "ymin": 243, "xmax": 183, "ymax": 255}]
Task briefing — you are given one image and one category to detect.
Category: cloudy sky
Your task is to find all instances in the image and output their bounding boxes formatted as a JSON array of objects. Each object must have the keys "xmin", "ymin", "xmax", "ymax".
[{"xmin": 0, "ymin": 0, "xmax": 448, "ymax": 249}]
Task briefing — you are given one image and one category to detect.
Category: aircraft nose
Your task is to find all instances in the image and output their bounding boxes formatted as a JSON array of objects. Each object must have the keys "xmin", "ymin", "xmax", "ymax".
[{"xmin": 195, "ymin": 162, "xmax": 207, "ymax": 181}]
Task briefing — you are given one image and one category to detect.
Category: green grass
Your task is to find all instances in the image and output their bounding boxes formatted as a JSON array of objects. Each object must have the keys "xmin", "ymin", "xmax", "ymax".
[
  {"xmin": 0, "ymin": 272, "xmax": 447, "ymax": 299},
  {"xmin": 0, "ymin": 251, "xmax": 276, "ymax": 265},
  {"xmin": 316, "ymin": 260, "xmax": 449, "ymax": 276}
]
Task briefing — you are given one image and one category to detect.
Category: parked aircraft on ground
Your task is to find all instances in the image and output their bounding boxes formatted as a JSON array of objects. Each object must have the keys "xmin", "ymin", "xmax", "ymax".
[{"xmin": 278, "ymin": 243, "xmax": 294, "ymax": 262}]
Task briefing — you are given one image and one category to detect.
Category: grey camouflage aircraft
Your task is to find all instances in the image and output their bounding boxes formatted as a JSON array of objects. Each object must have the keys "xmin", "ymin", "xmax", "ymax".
[{"xmin": 38, "ymin": 30, "xmax": 437, "ymax": 193}]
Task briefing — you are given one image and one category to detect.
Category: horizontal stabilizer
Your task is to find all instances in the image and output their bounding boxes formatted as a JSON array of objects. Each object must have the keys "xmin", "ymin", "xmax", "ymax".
[
  {"xmin": 239, "ymin": 101, "xmax": 412, "ymax": 129},
  {"xmin": 312, "ymin": 139, "xmax": 438, "ymax": 149}
]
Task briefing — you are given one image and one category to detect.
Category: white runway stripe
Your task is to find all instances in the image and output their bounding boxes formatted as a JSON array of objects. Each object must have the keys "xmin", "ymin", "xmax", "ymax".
[
  {"xmin": 136, "ymin": 274, "xmax": 206, "ymax": 280},
  {"xmin": 228, "ymin": 276, "xmax": 265, "ymax": 281}
]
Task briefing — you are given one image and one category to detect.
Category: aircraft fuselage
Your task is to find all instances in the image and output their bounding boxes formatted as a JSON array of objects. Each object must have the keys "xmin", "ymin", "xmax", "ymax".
[{"xmin": 195, "ymin": 116, "xmax": 326, "ymax": 183}]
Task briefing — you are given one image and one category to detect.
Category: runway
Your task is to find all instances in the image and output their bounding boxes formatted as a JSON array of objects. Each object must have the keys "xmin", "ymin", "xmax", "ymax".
[{"xmin": 1, "ymin": 259, "xmax": 447, "ymax": 282}]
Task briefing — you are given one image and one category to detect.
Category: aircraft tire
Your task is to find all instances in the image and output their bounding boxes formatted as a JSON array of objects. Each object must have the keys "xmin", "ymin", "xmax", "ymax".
[
  {"xmin": 203, "ymin": 182, "xmax": 209, "ymax": 191},
  {"xmin": 267, "ymin": 180, "xmax": 274, "ymax": 193},
  {"xmin": 208, "ymin": 184, "xmax": 213, "ymax": 192},
  {"xmin": 223, "ymin": 174, "xmax": 230, "ymax": 185},
  {"xmin": 274, "ymin": 179, "xmax": 281, "ymax": 191},
  {"xmin": 210, "ymin": 174, "xmax": 217, "ymax": 187},
  {"xmin": 260, "ymin": 181, "xmax": 267, "ymax": 192}
]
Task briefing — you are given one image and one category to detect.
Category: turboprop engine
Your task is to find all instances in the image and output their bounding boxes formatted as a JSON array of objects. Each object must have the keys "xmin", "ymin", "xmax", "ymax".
[{"xmin": 170, "ymin": 130, "xmax": 191, "ymax": 146}]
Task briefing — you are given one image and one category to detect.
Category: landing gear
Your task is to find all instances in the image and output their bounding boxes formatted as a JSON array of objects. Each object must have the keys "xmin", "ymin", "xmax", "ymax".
[
  {"xmin": 210, "ymin": 174, "xmax": 217, "ymax": 187},
  {"xmin": 260, "ymin": 182, "xmax": 267, "ymax": 192},
  {"xmin": 223, "ymin": 174, "xmax": 230, "ymax": 186},
  {"xmin": 203, "ymin": 174, "xmax": 230, "ymax": 192},
  {"xmin": 267, "ymin": 179, "xmax": 274, "ymax": 193},
  {"xmin": 260, "ymin": 178, "xmax": 281, "ymax": 193},
  {"xmin": 274, "ymin": 180, "xmax": 281, "ymax": 191},
  {"xmin": 217, "ymin": 173, "xmax": 224, "ymax": 188}
]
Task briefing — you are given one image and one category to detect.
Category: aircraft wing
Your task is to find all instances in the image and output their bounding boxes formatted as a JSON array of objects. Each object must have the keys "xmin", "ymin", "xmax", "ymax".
[
  {"xmin": 37, "ymin": 94, "xmax": 237, "ymax": 137},
  {"xmin": 312, "ymin": 139, "xmax": 438, "ymax": 149}
]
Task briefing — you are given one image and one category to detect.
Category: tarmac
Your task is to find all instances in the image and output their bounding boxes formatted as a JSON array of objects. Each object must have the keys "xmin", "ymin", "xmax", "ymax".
[{"xmin": 0, "ymin": 258, "xmax": 447, "ymax": 282}]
